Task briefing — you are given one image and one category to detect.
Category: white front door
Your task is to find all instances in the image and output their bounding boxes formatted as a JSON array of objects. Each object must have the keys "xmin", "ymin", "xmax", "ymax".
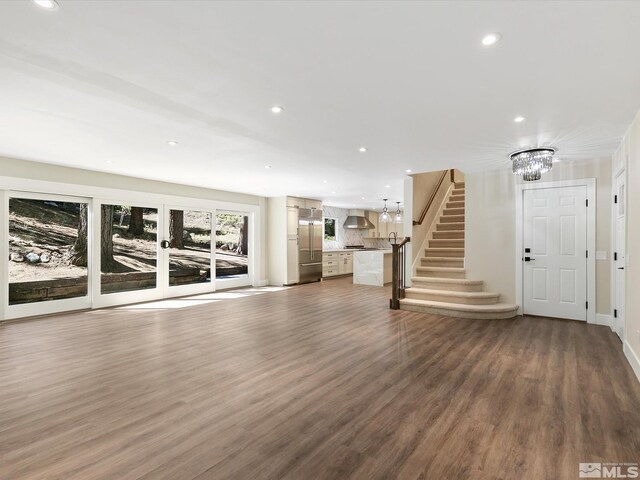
[
  {"xmin": 523, "ymin": 185, "xmax": 588, "ymax": 320},
  {"xmin": 614, "ymin": 173, "xmax": 626, "ymax": 339}
]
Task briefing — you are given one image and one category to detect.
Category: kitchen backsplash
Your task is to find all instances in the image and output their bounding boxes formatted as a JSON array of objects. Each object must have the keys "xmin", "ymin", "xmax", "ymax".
[
  {"xmin": 323, "ymin": 206, "xmax": 368, "ymax": 249},
  {"xmin": 323, "ymin": 206, "xmax": 399, "ymax": 250},
  {"xmin": 363, "ymin": 238, "xmax": 393, "ymax": 249}
]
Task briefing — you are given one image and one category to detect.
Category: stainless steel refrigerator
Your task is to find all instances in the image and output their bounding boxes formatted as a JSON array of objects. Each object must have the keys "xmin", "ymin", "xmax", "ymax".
[{"xmin": 297, "ymin": 208, "xmax": 323, "ymax": 283}]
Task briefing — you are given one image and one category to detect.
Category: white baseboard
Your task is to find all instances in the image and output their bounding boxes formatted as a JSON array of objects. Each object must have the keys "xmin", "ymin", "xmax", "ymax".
[
  {"xmin": 624, "ymin": 341, "xmax": 640, "ymax": 384},
  {"xmin": 255, "ymin": 279, "xmax": 269, "ymax": 287},
  {"xmin": 594, "ymin": 313, "xmax": 613, "ymax": 331}
]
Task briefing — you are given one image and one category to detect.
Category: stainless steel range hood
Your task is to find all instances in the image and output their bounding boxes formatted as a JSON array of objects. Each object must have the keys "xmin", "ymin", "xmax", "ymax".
[{"xmin": 343, "ymin": 210, "xmax": 375, "ymax": 229}]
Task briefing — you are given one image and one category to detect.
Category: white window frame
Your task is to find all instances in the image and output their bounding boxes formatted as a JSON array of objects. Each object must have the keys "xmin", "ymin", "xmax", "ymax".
[
  {"xmin": 3, "ymin": 190, "xmax": 93, "ymax": 320},
  {"xmin": 214, "ymin": 209, "xmax": 254, "ymax": 290},
  {"xmin": 0, "ymin": 176, "xmax": 262, "ymax": 320}
]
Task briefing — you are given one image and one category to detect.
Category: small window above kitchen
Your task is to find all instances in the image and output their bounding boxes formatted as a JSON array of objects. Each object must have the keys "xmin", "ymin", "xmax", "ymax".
[{"xmin": 324, "ymin": 217, "xmax": 337, "ymax": 241}]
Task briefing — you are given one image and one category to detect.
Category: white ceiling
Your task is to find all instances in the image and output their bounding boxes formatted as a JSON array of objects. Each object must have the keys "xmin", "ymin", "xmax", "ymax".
[{"xmin": 1, "ymin": 1, "xmax": 639, "ymax": 209}]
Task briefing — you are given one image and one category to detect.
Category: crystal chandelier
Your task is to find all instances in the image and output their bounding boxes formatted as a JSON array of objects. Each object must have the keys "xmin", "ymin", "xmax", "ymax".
[
  {"xmin": 379, "ymin": 199, "xmax": 392, "ymax": 223},
  {"xmin": 393, "ymin": 202, "xmax": 402, "ymax": 224},
  {"xmin": 510, "ymin": 147, "xmax": 555, "ymax": 181}
]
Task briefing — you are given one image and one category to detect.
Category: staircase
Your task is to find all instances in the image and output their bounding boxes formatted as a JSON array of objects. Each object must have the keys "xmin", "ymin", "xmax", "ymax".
[{"xmin": 400, "ymin": 182, "xmax": 518, "ymax": 319}]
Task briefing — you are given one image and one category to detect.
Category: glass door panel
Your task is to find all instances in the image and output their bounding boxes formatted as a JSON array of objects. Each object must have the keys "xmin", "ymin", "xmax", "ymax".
[
  {"xmin": 215, "ymin": 212, "xmax": 249, "ymax": 281},
  {"xmin": 8, "ymin": 194, "xmax": 90, "ymax": 306},
  {"xmin": 100, "ymin": 205, "xmax": 158, "ymax": 294},
  {"xmin": 168, "ymin": 209, "xmax": 212, "ymax": 287}
]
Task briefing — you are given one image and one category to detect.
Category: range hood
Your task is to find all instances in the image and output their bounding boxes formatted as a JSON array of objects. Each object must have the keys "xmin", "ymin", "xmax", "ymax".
[{"xmin": 343, "ymin": 209, "xmax": 375, "ymax": 229}]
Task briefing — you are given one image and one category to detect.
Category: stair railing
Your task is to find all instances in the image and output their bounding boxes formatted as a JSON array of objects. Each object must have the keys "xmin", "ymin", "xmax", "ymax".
[
  {"xmin": 389, "ymin": 234, "xmax": 411, "ymax": 310},
  {"xmin": 413, "ymin": 169, "xmax": 452, "ymax": 226}
]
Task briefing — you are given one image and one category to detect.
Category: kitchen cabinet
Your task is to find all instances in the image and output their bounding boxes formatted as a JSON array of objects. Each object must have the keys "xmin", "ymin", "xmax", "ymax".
[
  {"xmin": 268, "ymin": 196, "xmax": 323, "ymax": 285},
  {"xmin": 366, "ymin": 210, "xmax": 379, "ymax": 238},
  {"xmin": 365, "ymin": 211, "xmax": 402, "ymax": 238},
  {"xmin": 323, "ymin": 251, "xmax": 353, "ymax": 277},
  {"xmin": 287, "ymin": 196, "xmax": 322, "ymax": 210},
  {"xmin": 338, "ymin": 252, "xmax": 353, "ymax": 275}
]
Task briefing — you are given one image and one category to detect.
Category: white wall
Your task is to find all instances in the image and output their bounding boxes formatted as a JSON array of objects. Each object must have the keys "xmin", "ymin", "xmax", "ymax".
[
  {"xmin": 465, "ymin": 157, "xmax": 612, "ymax": 314},
  {"xmin": 0, "ymin": 157, "xmax": 261, "ymax": 205},
  {"xmin": 621, "ymin": 110, "xmax": 640, "ymax": 380}
]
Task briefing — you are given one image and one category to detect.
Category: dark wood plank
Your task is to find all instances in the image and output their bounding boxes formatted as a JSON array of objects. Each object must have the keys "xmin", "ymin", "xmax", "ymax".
[{"xmin": 0, "ymin": 277, "xmax": 638, "ymax": 480}]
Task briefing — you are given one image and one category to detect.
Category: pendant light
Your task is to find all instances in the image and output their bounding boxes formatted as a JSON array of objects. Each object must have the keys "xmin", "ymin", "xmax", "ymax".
[
  {"xmin": 510, "ymin": 147, "xmax": 555, "ymax": 181},
  {"xmin": 379, "ymin": 199, "xmax": 392, "ymax": 223},
  {"xmin": 393, "ymin": 202, "xmax": 402, "ymax": 224}
]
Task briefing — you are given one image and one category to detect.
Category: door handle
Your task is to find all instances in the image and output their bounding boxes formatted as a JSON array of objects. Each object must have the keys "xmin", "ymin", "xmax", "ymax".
[
  {"xmin": 524, "ymin": 257, "xmax": 535, "ymax": 262},
  {"xmin": 618, "ymin": 267, "xmax": 625, "ymax": 270},
  {"xmin": 160, "ymin": 240, "xmax": 171, "ymax": 249}
]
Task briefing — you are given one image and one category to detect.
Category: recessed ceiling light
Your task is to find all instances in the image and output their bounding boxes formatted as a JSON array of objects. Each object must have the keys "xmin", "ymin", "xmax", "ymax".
[
  {"xmin": 361, "ymin": 197, "xmax": 365, "ymax": 200},
  {"xmin": 331, "ymin": 191, "xmax": 336, "ymax": 194},
  {"xmin": 385, "ymin": 185, "xmax": 391, "ymax": 188},
  {"xmin": 104, "ymin": 160, "xmax": 113, "ymax": 164},
  {"xmin": 167, "ymin": 140, "xmax": 178, "ymax": 146},
  {"xmin": 481, "ymin": 33, "xmax": 502, "ymax": 46},
  {"xmin": 270, "ymin": 105, "xmax": 284, "ymax": 114},
  {"xmin": 323, "ymin": 180, "xmax": 328, "ymax": 184},
  {"xmin": 33, "ymin": 0, "xmax": 59, "ymax": 10},
  {"xmin": 265, "ymin": 165, "xmax": 272, "ymax": 169},
  {"xmin": 405, "ymin": 169, "xmax": 412, "ymax": 173},
  {"xmin": 359, "ymin": 147, "xmax": 368, "ymax": 152},
  {"xmin": 514, "ymin": 116, "xmax": 526, "ymax": 123}
]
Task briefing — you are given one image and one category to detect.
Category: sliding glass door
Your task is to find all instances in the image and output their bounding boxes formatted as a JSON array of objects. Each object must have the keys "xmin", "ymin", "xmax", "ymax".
[
  {"xmin": 163, "ymin": 208, "xmax": 213, "ymax": 295},
  {"xmin": 5, "ymin": 192, "xmax": 91, "ymax": 318},
  {"xmin": 2, "ymin": 193, "xmax": 257, "ymax": 319},
  {"xmin": 215, "ymin": 211, "xmax": 251, "ymax": 288}
]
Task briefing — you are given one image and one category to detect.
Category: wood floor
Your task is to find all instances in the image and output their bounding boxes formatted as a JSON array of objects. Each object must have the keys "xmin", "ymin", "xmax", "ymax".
[{"xmin": 1, "ymin": 278, "xmax": 639, "ymax": 480}]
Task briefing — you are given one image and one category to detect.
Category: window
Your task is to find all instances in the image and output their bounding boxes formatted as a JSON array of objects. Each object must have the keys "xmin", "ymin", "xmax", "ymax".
[
  {"xmin": 324, "ymin": 217, "xmax": 337, "ymax": 241},
  {"xmin": 215, "ymin": 212, "xmax": 249, "ymax": 279},
  {"xmin": 8, "ymin": 196, "xmax": 89, "ymax": 305},
  {"xmin": 100, "ymin": 205, "xmax": 158, "ymax": 294}
]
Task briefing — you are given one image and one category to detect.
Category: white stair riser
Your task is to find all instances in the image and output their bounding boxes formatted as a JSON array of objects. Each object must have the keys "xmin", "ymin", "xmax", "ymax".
[
  {"xmin": 400, "ymin": 303, "xmax": 517, "ymax": 319},
  {"xmin": 405, "ymin": 290, "xmax": 499, "ymax": 305},
  {"xmin": 410, "ymin": 280, "xmax": 484, "ymax": 292}
]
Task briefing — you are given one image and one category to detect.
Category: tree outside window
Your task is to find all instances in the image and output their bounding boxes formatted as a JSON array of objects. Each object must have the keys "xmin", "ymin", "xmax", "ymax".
[{"xmin": 324, "ymin": 217, "xmax": 337, "ymax": 241}]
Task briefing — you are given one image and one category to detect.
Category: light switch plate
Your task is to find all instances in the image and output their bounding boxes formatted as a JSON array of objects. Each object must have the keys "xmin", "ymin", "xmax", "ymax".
[{"xmin": 596, "ymin": 251, "xmax": 607, "ymax": 261}]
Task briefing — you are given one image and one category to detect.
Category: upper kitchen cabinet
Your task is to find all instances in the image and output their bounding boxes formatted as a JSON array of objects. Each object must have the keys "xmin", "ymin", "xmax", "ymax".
[
  {"xmin": 366, "ymin": 210, "xmax": 378, "ymax": 237},
  {"xmin": 365, "ymin": 210, "xmax": 403, "ymax": 238},
  {"xmin": 287, "ymin": 196, "xmax": 322, "ymax": 210}
]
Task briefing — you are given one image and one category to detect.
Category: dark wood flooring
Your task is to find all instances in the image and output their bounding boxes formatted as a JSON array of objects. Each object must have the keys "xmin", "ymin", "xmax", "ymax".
[{"xmin": 1, "ymin": 277, "xmax": 639, "ymax": 479}]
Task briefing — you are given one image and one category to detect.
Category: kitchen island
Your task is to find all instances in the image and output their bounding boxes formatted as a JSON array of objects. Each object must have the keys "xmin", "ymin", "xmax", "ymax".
[{"xmin": 353, "ymin": 250, "xmax": 393, "ymax": 286}]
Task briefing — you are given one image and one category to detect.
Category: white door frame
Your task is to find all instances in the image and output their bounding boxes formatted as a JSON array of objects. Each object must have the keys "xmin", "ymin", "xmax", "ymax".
[
  {"xmin": 515, "ymin": 178, "xmax": 596, "ymax": 323},
  {"xmin": 611, "ymin": 168, "xmax": 626, "ymax": 339}
]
